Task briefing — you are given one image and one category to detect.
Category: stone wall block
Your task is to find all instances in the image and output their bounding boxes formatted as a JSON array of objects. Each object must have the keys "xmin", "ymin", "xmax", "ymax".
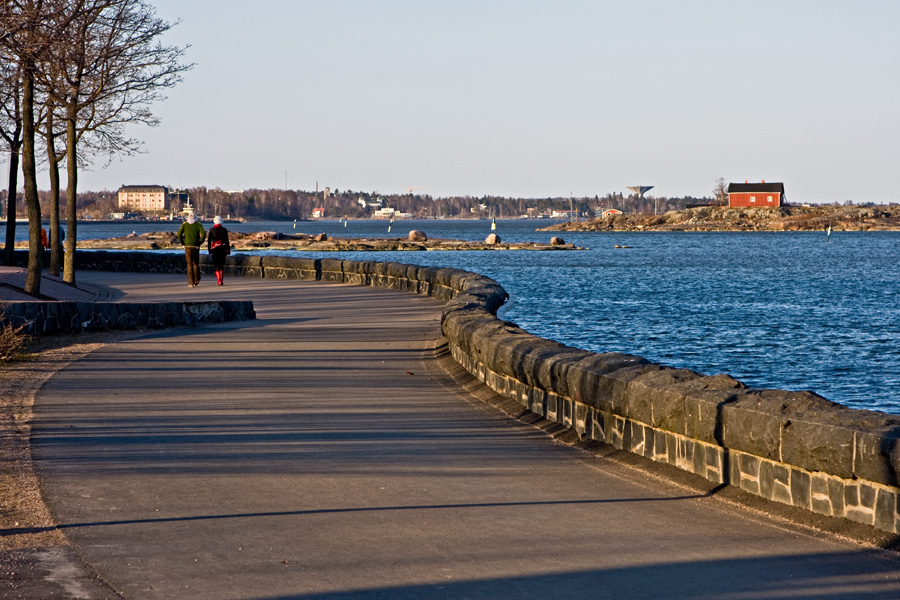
[
  {"xmin": 513, "ymin": 380, "xmax": 528, "ymax": 408},
  {"xmin": 567, "ymin": 353, "xmax": 650, "ymax": 414},
  {"xmin": 642, "ymin": 424, "xmax": 655, "ymax": 458},
  {"xmin": 610, "ymin": 415, "xmax": 626, "ymax": 449},
  {"xmin": 225, "ymin": 254, "xmax": 265, "ymax": 278},
  {"xmin": 827, "ymin": 478, "xmax": 845, "ymax": 517},
  {"xmin": 789, "ymin": 468, "xmax": 811, "ymax": 510},
  {"xmin": 759, "ymin": 460, "xmax": 775, "ymax": 500},
  {"xmin": 481, "ymin": 329, "xmax": 534, "ymax": 382},
  {"xmin": 771, "ymin": 464, "xmax": 792, "ymax": 504},
  {"xmin": 624, "ymin": 420, "xmax": 644, "ymax": 455},
  {"xmin": 706, "ymin": 446, "xmax": 724, "ymax": 483},
  {"xmin": 653, "ymin": 429, "xmax": 667, "ymax": 463},
  {"xmin": 624, "ymin": 367, "xmax": 701, "ymax": 435},
  {"xmin": 658, "ymin": 374, "xmax": 743, "ymax": 435},
  {"xmin": 597, "ymin": 365, "xmax": 663, "ymax": 419},
  {"xmin": 692, "ymin": 442, "xmax": 707, "ymax": 476},
  {"xmin": 684, "ymin": 390, "xmax": 734, "ymax": 445},
  {"xmin": 574, "ymin": 402, "xmax": 588, "ymax": 437},
  {"xmin": 546, "ymin": 392, "xmax": 559, "ymax": 422},
  {"xmin": 720, "ymin": 391, "xmax": 787, "ymax": 460},
  {"xmin": 853, "ymin": 418, "xmax": 900, "ymax": 486},
  {"xmin": 432, "ymin": 267, "xmax": 460, "ymax": 289},
  {"xmin": 117, "ymin": 310, "xmax": 137, "ymax": 328},
  {"xmin": 874, "ymin": 489, "xmax": 899, "ymax": 534},
  {"xmin": 318, "ymin": 258, "xmax": 343, "ymax": 282},
  {"xmin": 465, "ymin": 319, "xmax": 509, "ymax": 366},
  {"xmin": 510, "ymin": 338, "xmax": 570, "ymax": 391},
  {"xmin": 261, "ymin": 255, "xmax": 312, "ymax": 279},
  {"xmin": 774, "ymin": 391, "xmax": 853, "ymax": 478},
  {"xmin": 561, "ymin": 396, "xmax": 574, "ymax": 428},
  {"xmin": 529, "ymin": 388, "xmax": 547, "ymax": 417},
  {"xmin": 810, "ymin": 473, "xmax": 834, "ymax": 516},
  {"xmin": 590, "ymin": 409, "xmax": 607, "ymax": 443}
]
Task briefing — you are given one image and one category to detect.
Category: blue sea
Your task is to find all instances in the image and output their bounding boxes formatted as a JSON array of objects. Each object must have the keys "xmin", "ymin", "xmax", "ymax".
[{"xmin": 18, "ymin": 218, "xmax": 900, "ymax": 414}]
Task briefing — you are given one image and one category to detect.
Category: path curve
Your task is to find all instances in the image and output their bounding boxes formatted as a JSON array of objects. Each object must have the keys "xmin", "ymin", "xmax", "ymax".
[{"xmin": 24, "ymin": 271, "xmax": 900, "ymax": 599}]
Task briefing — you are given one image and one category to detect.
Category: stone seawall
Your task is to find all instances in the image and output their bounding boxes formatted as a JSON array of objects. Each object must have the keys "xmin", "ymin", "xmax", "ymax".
[
  {"xmin": 19, "ymin": 250, "xmax": 900, "ymax": 535},
  {"xmin": 3, "ymin": 250, "xmax": 256, "ymax": 334},
  {"xmin": 2, "ymin": 299, "xmax": 256, "ymax": 335}
]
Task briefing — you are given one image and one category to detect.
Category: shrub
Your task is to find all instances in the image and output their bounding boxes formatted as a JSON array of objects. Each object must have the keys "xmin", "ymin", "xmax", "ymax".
[{"xmin": 0, "ymin": 308, "xmax": 29, "ymax": 361}]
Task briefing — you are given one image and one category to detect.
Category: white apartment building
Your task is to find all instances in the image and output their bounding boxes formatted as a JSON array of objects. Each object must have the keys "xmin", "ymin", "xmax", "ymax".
[{"xmin": 117, "ymin": 185, "xmax": 168, "ymax": 211}]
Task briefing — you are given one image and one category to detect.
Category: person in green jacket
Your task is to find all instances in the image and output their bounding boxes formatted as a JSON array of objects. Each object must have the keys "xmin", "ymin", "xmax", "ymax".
[{"xmin": 177, "ymin": 212, "xmax": 206, "ymax": 287}]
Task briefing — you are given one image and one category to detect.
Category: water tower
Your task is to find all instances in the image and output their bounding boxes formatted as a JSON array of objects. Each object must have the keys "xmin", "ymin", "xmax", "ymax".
[{"xmin": 627, "ymin": 185, "xmax": 654, "ymax": 198}]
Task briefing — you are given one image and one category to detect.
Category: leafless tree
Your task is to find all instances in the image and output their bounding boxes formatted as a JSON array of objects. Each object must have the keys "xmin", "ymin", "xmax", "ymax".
[
  {"xmin": 714, "ymin": 177, "xmax": 728, "ymax": 205},
  {"xmin": 0, "ymin": 0, "xmax": 77, "ymax": 296},
  {"xmin": 36, "ymin": 90, "xmax": 67, "ymax": 275},
  {"xmin": 0, "ymin": 59, "xmax": 22, "ymax": 265},
  {"xmin": 41, "ymin": 0, "xmax": 191, "ymax": 284}
]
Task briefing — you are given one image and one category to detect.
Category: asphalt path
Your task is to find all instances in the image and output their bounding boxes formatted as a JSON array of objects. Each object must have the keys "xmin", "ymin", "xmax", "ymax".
[{"xmin": 27, "ymin": 271, "xmax": 900, "ymax": 599}]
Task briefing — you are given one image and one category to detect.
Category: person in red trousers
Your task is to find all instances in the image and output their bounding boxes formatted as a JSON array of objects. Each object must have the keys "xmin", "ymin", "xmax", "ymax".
[{"xmin": 206, "ymin": 215, "xmax": 231, "ymax": 286}]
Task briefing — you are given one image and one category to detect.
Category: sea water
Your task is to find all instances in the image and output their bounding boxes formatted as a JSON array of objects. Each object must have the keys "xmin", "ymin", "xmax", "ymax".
[{"xmin": 18, "ymin": 219, "xmax": 900, "ymax": 413}]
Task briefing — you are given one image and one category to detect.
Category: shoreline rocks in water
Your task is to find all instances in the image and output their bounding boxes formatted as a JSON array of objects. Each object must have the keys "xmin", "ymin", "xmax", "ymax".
[
  {"xmin": 65, "ymin": 230, "xmax": 586, "ymax": 252},
  {"xmin": 540, "ymin": 204, "xmax": 900, "ymax": 232}
]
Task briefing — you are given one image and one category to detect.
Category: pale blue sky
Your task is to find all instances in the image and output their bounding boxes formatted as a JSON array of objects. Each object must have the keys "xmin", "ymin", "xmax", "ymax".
[{"xmin": 46, "ymin": 1, "xmax": 900, "ymax": 202}]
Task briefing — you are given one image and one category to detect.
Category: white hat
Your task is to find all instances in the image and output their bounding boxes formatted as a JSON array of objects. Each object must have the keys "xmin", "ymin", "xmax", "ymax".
[{"xmin": 214, "ymin": 215, "xmax": 223, "ymax": 225}]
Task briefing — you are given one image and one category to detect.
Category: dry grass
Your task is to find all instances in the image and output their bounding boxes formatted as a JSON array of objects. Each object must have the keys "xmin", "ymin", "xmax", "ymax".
[
  {"xmin": 0, "ymin": 307, "xmax": 29, "ymax": 362},
  {"xmin": 0, "ymin": 330, "xmax": 139, "ymax": 552}
]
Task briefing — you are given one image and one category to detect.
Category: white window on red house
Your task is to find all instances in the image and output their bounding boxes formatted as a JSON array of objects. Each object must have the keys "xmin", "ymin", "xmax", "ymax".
[
  {"xmin": 768, "ymin": 196, "xmax": 773, "ymax": 202},
  {"xmin": 750, "ymin": 196, "xmax": 756, "ymax": 203}
]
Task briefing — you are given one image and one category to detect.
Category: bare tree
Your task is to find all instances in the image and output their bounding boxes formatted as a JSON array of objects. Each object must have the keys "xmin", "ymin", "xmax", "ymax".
[
  {"xmin": 36, "ymin": 91, "xmax": 67, "ymax": 275},
  {"xmin": 713, "ymin": 177, "xmax": 728, "ymax": 205},
  {"xmin": 0, "ymin": 0, "xmax": 76, "ymax": 296},
  {"xmin": 0, "ymin": 59, "xmax": 22, "ymax": 265},
  {"xmin": 41, "ymin": 0, "xmax": 191, "ymax": 284}
]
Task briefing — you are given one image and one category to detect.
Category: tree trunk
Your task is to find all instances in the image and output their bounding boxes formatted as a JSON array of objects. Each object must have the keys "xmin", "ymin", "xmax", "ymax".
[
  {"xmin": 22, "ymin": 62, "xmax": 42, "ymax": 297},
  {"xmin": 3, "ymin": 141, "xmax": 20, "ymax": 266},
  {"xmin": 45, "ymin": 113, "xmax": 62, "ymax": 277},
  {"xmin": 63, "ymin": 107, "xmax": 77, "ymax": 285}
]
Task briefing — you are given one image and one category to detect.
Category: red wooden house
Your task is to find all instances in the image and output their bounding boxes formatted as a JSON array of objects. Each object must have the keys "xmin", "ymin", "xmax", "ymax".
[{"xmin": 727, "ymin": 181, "xmax": 785, "ymax": 208}]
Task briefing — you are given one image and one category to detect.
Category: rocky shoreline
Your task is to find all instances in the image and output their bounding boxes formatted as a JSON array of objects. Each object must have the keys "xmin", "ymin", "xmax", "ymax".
[
  {"xmin": 541, "ymin": 205, "xmax": 900, "ymax": 232},
  {"xmin": 62, "ymin": 230, "xmax": 585, "ymax": 252}
]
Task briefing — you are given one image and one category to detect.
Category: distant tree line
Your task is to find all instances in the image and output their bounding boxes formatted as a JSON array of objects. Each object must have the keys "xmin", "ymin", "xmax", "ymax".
[
  {"xmin": 10, "ymin": 185, "xmax": 895, "ymax": 225},
  {"xmin": 15, "ymin": 187, "xmax": 716, "ymax": 221}
]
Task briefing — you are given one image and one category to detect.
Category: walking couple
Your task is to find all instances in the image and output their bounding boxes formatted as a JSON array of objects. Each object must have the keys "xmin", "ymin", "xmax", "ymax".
[{"xmin": 177, "ymin": 214, "xmax": 231, "ymax": 287}]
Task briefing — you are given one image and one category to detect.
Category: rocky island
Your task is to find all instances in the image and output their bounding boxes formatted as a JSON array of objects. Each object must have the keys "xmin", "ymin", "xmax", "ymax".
[
  {"xmin": 72, "ymin": 230, "xmax": 585, "ymax": 251},
  {"xmin": 541, "ymin": 204, "xmax": 900, "ymax": 232}
]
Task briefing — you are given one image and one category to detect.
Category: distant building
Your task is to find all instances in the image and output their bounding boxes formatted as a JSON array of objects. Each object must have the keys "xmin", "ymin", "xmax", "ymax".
[
  {"xmin": 727, "ymin": 181, "xmax": 785, "ymax": 208},
  {"xmin": 373, "ymin": 207, "xmax": 396, "ymax": 219},
  {"xmin": 359, "ymin": 197, "xmax": 383, "ymax": 209},
  {"xmin": 602, "ymin": 209, "xmax": 623, "ymax": 218},
  {"xmin": 117, "ymin": 185, "xmax": 168, "ymax": 211},
  {"xmin": 311, "ymin": 207, "xmax": 326, "ymax": 219}
]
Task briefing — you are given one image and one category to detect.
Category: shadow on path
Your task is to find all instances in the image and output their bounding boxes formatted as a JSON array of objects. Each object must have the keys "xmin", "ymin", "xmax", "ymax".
[{"xmin": 240, "ymin": 551, "xmax": 900, "ymax": 600}]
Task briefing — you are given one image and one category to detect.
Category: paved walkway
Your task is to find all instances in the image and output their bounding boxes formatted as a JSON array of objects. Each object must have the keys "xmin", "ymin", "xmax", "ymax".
[
  {"xmin": 12, "ymin": 271, "xmax": 900, "ymax": 598},
  {"xmin": 0, "ymin": 266, "xmax": 115, "ymax": 302}
]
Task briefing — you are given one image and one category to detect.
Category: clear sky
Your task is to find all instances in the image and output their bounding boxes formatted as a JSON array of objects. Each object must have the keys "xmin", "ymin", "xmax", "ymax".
[{"xmin": 25, "ymin": 0, "xmax": 900, "ymax": 203}]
